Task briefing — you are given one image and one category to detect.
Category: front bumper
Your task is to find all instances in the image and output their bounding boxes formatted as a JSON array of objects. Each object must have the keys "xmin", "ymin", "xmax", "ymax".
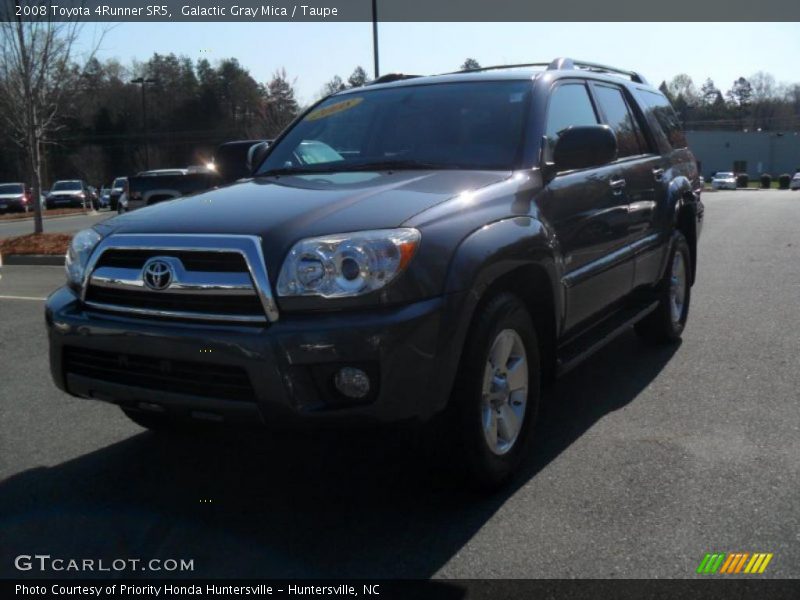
[
  {"xmin": 47, "ymin": 196, "xmax": 84, "ymax": 207},
  {"xmin": 0, "ymin": 199, "xmax": 26, "ymax": 212},
  {"xmin": 46, "ymin": 287, "xmax": 463, "ymax": 426}
]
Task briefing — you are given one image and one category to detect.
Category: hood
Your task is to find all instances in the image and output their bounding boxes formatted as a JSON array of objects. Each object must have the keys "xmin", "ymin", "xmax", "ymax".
[
  {"xmin": 98, "ymin": 169, "xmax": 511, "ymax": 269},
  {"xmin": 0, "ymin": 193, "xmax": 25, "ymax": 200},
  {"xmin": 50, "ymin": 190, "xmax": 83, "ymax": 196}
]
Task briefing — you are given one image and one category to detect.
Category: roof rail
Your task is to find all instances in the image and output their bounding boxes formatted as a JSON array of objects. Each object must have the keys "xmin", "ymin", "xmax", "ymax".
[
  {"xmin": 552, "ymin": 57, "xmax": 648, "ymax": 85},
  {"xmin": 444, "ymin": 57, "xmax": 648, "ymax": 85},
  {"xmin": 367, "ymin": 73, "xmax": 422, "ymax": 85},
  {"xmin": 447, "ymin": 62, "xmax": 552, "ymax": 75}
]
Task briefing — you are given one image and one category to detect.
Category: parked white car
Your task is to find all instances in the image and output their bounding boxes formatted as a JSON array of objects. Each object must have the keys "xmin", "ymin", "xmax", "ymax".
[
  {"xmin": 791, "ymin": 173, "xmax": 800, "ymax": 191},
  {"xmin": 711, "ymin": 172, "xmax": 737, "ymax": 190}
]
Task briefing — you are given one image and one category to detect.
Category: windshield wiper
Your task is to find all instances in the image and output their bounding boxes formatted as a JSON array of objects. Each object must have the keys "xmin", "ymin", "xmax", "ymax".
[
  {"xmin": 258, "ymin": 166, "xmax": 338, "ymax": 177},
  {"xmin": 335, "ymin": 160, "xmax": 460, "ymax": 172}
]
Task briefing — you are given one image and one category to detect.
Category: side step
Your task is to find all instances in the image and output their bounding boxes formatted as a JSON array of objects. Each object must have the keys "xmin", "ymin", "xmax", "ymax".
[{"xmin": 555, "ymin": 301, "xmax": 659, "ymax": 376}]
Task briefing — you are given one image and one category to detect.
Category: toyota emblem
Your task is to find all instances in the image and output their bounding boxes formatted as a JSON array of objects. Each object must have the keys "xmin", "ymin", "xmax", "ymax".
[{"xmin": 142, "ymin": 258, "xmax": 174, "ymax": 291}]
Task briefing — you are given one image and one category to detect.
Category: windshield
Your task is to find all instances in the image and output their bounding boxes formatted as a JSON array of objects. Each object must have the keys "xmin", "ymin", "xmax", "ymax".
[
  {"xmin": 258, "ymin": 81, "xmax": 532, "ymax": 175},
  {"xmin": 0, "ymin": 184, "xmax": 23, "ymax": 194},
  {"xmin": 112, "ymin": 178, "xmax": 126, "ymax": 188},
  {"xmin": 52, "ymin": 181, "xmax": 81, "ymax": 191},
  {"xmin": 716, "ymin": 172, "xmax": 734, "ymax": 178}
]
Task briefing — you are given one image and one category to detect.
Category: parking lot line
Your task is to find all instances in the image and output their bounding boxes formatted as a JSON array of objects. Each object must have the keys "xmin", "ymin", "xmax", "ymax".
[{"xmin": 0, "ymin": 294, "xmax": 46, "ymax": 301}]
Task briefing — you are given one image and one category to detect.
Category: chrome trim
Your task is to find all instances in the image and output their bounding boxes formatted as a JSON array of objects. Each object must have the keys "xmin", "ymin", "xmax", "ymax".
[
  {"xmin": 89, "ymin": 265, "xmax": 257, "ymax": 296},
  {"xmin": 81, "ymin": 234, "xmax": 279, "ymax": 322},
  {"xmin": 84, "ymin": 300, "xmax": 268, "ymax": 324}
]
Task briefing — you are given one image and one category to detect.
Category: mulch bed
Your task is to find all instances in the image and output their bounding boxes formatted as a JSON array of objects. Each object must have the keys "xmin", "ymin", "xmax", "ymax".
[{"xmin": 0, "ymin": 233, "xmax": 73, "ymax": 255}]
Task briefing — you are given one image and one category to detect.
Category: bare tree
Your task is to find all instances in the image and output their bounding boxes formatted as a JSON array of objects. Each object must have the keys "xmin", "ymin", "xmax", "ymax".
[
  {"xmin": 667, "ymin": 74, "xmax": 699, "ymax": 106},
  {"xmin": 0, "ymin": 5, "xmax": 103, "ymax": 233}
]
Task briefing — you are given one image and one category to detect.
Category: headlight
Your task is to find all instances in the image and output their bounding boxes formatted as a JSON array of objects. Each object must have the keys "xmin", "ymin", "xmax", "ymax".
[
  {"xmin": 277, "ymin": 228, "xmax": 420, "ymax": 298},
  {"xmin": 65, "ymin": 228, "xmax": 102, "ymax": 286}
]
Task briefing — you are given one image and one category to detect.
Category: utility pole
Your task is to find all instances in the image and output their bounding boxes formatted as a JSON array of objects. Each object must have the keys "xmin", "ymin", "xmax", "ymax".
[
  {"xmin": 131, "ymin": 77, "xmax": 157, "ymax": 169},
  {"xmin": 372, "ymin": 0, "xmax": 379, "ymax": 79}
]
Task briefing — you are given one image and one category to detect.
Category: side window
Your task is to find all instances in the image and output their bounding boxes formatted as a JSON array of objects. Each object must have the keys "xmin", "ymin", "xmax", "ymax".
[
  {"xmin": 637, "ymin": 90, "xmax": 687, "ymax": 149},
  {"xmin": 592, "ymin": 85, "xmax": 647, "ymax": 158},
  {"xmin": 544, "ymin": 83, "xmax": 599, "ymax": 153}
]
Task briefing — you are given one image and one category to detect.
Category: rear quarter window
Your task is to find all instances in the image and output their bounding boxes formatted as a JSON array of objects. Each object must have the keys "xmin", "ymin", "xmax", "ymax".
[{"xmin": 636, "ymin": 89, "xmax": 687, "ymax": 150}]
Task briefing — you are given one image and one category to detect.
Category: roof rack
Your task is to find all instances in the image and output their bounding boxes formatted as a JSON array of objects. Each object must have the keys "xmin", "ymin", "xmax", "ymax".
[
  {"xmin": 452, "ymin": 57, "xmax": 648, "ymax": 85},
  {"xmin": 367, "ymin": 73, "xmax": 422, "ymax": 85}
]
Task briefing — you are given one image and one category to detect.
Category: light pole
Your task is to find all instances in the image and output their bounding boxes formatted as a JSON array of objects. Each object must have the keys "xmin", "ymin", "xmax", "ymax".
[
  {"xmin": 131, "ymin": 77, "xmax": 157, "ymax": 169},
  {"xmin": 371, "ymin": 0, "xmax": 379, "ymax": 79}
]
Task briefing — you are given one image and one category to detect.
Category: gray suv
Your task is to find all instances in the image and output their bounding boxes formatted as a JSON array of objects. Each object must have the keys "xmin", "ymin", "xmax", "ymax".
[{"xmin": 46, "ymin": 58, "xmax": 703, "ymax": 486}]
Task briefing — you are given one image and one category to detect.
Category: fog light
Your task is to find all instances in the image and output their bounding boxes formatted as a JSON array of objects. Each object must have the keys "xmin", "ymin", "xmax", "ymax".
[{"xmin": 334, "ymin": 367, "xmax": 370, "ymax": 399}]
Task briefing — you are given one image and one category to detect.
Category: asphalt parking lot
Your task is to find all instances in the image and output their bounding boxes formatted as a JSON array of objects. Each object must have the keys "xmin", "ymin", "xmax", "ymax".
[
  {"xmin": 0, "ymin": 211, "xmax": 110, "ymax": 240},
  {"xmin": 0, "ymin": 190, "xmax": 798, "ymax": 579}
]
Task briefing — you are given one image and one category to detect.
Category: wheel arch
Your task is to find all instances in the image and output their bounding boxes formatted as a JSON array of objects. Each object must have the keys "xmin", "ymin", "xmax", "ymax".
[
  {"xmin": 440, "ymin": 217, "xmax": 562, "ymax": 390},
  {"xmin": 667, "ymin": 176, "xmax": 699, "ymax": 285}
]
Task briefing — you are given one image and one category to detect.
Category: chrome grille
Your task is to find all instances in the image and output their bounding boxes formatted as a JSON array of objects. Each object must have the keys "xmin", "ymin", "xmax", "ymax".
[
  {"xmin": 96, "ymin": 249, "xmax": 248, "ymax": 272},
  {"xmin": 81, "ymin": 234, "xmax": 279, "ymax": 324}
]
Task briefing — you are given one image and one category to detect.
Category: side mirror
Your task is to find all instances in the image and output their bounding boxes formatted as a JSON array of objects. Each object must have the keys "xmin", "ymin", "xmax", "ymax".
[
  {"xmin": 246, "ymin": 141, "xmax": 270, "ymax": 175},
  {"xmin": 552, "ymin": 125, "xmax": 617, "ymax": 172}
]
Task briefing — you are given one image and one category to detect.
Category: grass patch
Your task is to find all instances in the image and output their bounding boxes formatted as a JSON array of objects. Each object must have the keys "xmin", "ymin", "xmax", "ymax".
[
  {"xmin": 0, "ymin": 233, "xmax": 72, "ymax": 255},
  {"xmin": 703, "ymin": 182, "xmax": 783, "ymax": 191},
  {"xmin": 746, "ymin": 181, "xmax": 781, "ymax": 189}
]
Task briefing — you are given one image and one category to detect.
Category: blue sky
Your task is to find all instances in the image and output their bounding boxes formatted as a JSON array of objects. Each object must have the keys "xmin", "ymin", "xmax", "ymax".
[{"xmin": 79, "ymin": 22, "xmax": 800, "ymax": 105}]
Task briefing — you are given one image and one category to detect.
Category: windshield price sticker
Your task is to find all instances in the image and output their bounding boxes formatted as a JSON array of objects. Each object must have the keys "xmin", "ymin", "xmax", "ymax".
[{"xmin": 305, "ymin": 97, "xmax": 364, "ymax": 122}]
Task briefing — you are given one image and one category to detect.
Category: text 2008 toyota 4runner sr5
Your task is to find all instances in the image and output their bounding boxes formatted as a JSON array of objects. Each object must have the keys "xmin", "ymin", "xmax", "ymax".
[{"xmin": 46, "ymin": 58, "xmax": 703, "ymax": 486}]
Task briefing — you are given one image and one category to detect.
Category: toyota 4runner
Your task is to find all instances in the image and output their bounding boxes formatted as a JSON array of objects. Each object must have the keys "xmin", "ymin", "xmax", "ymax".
[{"xmin": 46, "ymin": 58, "xmax": 703, "ymax": 486}]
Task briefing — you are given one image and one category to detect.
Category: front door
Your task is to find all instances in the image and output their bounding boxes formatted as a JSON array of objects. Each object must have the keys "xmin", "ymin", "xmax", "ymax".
[{"xmin": 538, "ymin": 80, "xmax": 634, "ymax": 333}]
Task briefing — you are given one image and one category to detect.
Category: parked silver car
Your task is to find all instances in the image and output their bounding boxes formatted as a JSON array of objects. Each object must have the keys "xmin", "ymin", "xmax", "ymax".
[{"xmin": 711, "ymin": 172, "xmax": 737, "ymax": 190}]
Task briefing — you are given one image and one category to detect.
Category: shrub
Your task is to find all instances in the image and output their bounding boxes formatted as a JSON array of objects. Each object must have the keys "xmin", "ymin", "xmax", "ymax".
[
  {"xmin": 778, "ymin": 174, "xmax": 791, "ymax": 189},
  {"xmin": 760, "ymin": 174, "xmax": 772, "ymax": 189},
  {"xmin": 736, "ymin": 174, "xmax": 749, "ymax": 188}
]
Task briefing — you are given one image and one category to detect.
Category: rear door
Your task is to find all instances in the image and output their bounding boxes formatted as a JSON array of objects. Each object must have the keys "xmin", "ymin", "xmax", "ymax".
[
  {"xmin": 538, "ymin": 80, "xmax": 635, "ymax": 333},
  {"xmin": 589, "ymin": 82, "xmax": 668, "ymax": 289}
]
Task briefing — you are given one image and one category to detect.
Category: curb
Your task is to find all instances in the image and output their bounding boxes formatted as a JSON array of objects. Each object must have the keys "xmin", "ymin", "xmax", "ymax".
[{"xmin": 0, "ymin": 253, "xmax": 65, "ymax": 266}]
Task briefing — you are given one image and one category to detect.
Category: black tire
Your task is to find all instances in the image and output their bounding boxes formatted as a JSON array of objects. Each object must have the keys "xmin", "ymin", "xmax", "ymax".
[
  {"xmin": 437, "ymin": 292, "xmax": 541, "ymax": 489},
  {"xmin": 635, "ymin": 231, "xmax": 692, "ymax": 344}
]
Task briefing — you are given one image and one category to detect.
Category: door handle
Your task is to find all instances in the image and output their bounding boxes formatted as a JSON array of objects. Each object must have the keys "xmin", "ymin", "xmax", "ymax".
[
  {"xmin": 609, "ymin": 178, "xmax": 626, "ymax": 194},
  {"xmin": 652, "ymin": 168, "xmax": 665, "ymax": 182}
]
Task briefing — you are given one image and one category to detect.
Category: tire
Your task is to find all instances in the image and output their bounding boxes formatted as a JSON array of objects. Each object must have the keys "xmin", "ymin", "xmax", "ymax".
[
  {"xmin": 437, "ymin": 292, "xmax": 541, "ymax": 489},
  {"xmin": 635, "ymin": 231, "xmax": 692, "ymax": 343}
]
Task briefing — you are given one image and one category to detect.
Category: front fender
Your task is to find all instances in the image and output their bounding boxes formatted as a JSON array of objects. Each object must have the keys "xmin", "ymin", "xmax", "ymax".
[
  {"xmin": 424, "ymin": 217, "xmax": 561, "ymax": 410},
  {"xmin": 445, "ymin": 216, "xmax": 559, "ymax": 300}
]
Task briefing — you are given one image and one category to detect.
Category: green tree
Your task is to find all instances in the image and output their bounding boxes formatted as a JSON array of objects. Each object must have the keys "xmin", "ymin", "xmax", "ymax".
[
  {"xmin": 460, "ymin": 58, "xmax": 481, "ymax": 71},
  {"xmin": 262, "ymin": 68, "xmax": 299, "ymax": 136}
]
